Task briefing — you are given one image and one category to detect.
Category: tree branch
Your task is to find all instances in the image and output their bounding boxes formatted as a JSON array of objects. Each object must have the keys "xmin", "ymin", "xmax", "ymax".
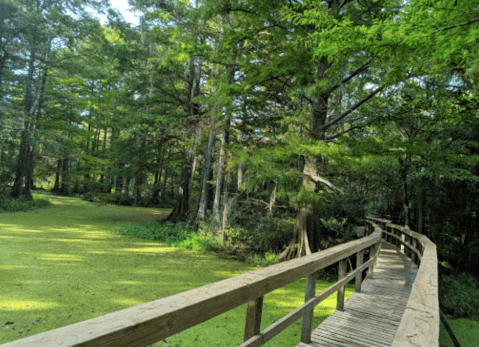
[
  {"xmin": 432, "ymin": 17, "xmax": 479, "ymax": 34},
  {"xmin": 304, "ymin": 171, "xmax": 345, "ymax": 195},
  {"xmin": 324, "ymin": 115, "xmax": 382, "ymax": 140},
  {"xmin": 318, "ymin": 85, "xmax": 385, "ymax": 132},
  {"xmin": 325, "ymin": 61, "xmax": 370, "ymax": 96}
]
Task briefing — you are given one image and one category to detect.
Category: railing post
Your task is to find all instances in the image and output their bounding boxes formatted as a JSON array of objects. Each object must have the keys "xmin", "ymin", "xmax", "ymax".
[
  {"xmin": 411, "ymin": 238, "xmax": 417, "ymax": 263},
  {"xmin": 400, "ymin": 229, "xmax": 405, "ymax": 252},
  {"xmin": 301, "ymin": 272, "xmax": 317, "ymax": 343},
  {"xmin": 336, "ymin": 258, "xmax": 347, "ymax": 311},
  {"xmin": 368, "ymin": 243, "xmax": 377, "ymax": 279},
  {"xmin": 244, "ymin": 296, "xmax": 264, "ymax": 342},
  {"xmin": 355, "ymin": 250, "xmax": 364, "ymax": 293},
  {"xmin": 405, "ymin": 234, "xmax": 410, "ymax": 257}
]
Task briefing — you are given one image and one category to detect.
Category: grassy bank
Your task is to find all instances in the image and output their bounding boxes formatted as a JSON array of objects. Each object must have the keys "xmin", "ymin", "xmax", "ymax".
[{"xmin": 0, "ymin": 194, "xmax": 353, "ymax": 346}]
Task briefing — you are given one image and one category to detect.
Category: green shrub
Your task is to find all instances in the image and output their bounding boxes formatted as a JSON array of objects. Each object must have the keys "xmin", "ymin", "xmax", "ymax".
[
  {"xmin": 117, "ymin": 221, "xmax": 194, "ymax": 245},
  {"xmin": 440, "ymin": 272, "xmax": 479, "ymax": 321},
  {"xmin": 174, "ymin": 229, "xmax": 223, "ymax": 252},
  {"xmin": 0, "ymin": 196, "xmax": 50, "ymax": 213},
  {"xmin": 225, "ymin": 214, "xmax": 292, "ymax": 254}
]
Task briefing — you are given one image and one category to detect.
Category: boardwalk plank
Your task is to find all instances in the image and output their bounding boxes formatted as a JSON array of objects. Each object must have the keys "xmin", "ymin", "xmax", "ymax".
[{"xmin": 296, "ymin": 242, "xmax": 417, "ymax": 347}]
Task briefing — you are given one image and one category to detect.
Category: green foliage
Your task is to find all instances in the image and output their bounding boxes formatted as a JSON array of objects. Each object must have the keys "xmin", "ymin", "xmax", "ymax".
[
  {"xmin": 225, "ymin": 214, "xmax": 293, "ymax": 254},
  {"xmin": 174, "ymin": 229, "xmax": 223, "ymax": 253},
  {"xmin": 117, "ymin": 221, "xmax": 194, "ymax": 245},
  {"xmin": 440, "ymin": 272, "xmax": 479, "ymax": 321},
  {"xmin": 0, "ymin": 196, "xmax": 50, "ymax": 213}
]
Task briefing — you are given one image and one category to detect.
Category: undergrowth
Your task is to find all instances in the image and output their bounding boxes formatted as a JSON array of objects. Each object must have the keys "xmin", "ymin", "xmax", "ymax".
[
  {"xmin": 116, "ymin": 221, "xmax": 283, "ymax": 267},
  {"xmin": 439, "ymin": 272, "xmax": 479, "ymax": 321},
  {"xmin": 117, "ymin": 222, "xmax": 194, "ymax": 244},
  {"xmin": 0, "ymin": 196, "xmax": 50, "ymax": 213}
]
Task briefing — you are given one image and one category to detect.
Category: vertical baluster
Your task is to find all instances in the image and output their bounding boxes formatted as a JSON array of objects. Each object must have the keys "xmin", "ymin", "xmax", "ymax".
[
  {"xmin": 337, "ymin": 258, "xmax": 347, "ymax": 311},
  {"xmin": 301, "ymin": 272, "xmax": 317, "ymax": 343},
  {"xmin": 355, "ymin": 250, "xmax": 364, "ymax": 293},
  {"xmin": 244, "ymin": 296, "xmax": 263, "ymax": 342}
]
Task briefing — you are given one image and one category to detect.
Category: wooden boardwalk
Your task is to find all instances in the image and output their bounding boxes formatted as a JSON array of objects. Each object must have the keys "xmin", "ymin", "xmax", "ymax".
[{"xmin": 296, "ymin": 241, "xmax": 418, "ymax": 347}]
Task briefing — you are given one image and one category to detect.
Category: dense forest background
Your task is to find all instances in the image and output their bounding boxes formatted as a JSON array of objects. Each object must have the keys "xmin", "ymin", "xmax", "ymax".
[{"xmin": 1, "ymin": 0, "xmax": 478, "ymax": 314}]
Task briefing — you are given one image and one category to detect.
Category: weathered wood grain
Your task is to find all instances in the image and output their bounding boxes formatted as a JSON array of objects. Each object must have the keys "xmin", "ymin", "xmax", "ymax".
[
  {"xmin": 301, "ymin": 273, "xmax": 317, "ymax": 343},
  {"xmin": 355, "ymin": 250, "xmax": 364, "ymax": 293},
  {"xmin": 244, "ymin": 296, "xmax": 263, "ymax": 341},
  {"xmin": 336, "ymin": 259, "xmax": 347, "ymax": 311},
  {"xmin": 391, "ymin": 243, "xmax": 439, "ymax": 347}
]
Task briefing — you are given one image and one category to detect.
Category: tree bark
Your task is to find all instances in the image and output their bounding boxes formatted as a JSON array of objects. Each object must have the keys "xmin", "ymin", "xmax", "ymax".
[
  {"xmin": 213, "ymin": 129, "xmax": 228, "ymax": 223},
  {"xmin": 194, "ymin": 123, "xmax": 216, "ymax": 225},
  {"xmin": 166, "ymin": 159, "xmax": 191, "ymax": 222},
  {"xmin": 52, "ymin": 159, "xmax": 61, "ymax": 192},
  {"xmin": 60, "ymin": 156, "xmax": 69, "ymax": 195},
  {"xmin": 283, "ymin": 55, "xmax": 331, "ymax": 259}
]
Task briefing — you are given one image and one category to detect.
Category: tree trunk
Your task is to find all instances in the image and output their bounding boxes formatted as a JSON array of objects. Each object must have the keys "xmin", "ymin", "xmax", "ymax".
[
  {"xmin": 279, "ymin": 158, "xmax": 319, "ymax": 260},
  {"xmin": 60, "ymin": 156, "xmax": 69, "ymax": 195},
  {"xmin": 161, "ymin": 169, "xmax": 169, "ymax": 200},
  {"xmin": 401, "ymin": 156, "xmax": 411, "ymax": 227},
  {"xmin": 134, "ymin": 174, "xmax": 143, "ymax": 205},
  {"xmin": 166, "ymin": 161, "xmax": 191, "ymax": 222},
  {"xmin": 417, "ymin": 180, "xmax": 426, "ymax": 235},
  {"xmin": 282, "ymin": 56, "xmax": 331, "ymax": 259},
  {"xmin": 52, "ymin": 159, "xmax": 61, "ymax": 192},
  {"xmin": 213, "ymin": 61, "xmax": 235, "ymax": 224},
  {"xmin": 124, "ymin": 174, "xmax": 131, "ymax": 202},
  {"xmin": 213, "ymin": 130, "xmax": 227, "ymax": 223},
  {"xmin": 151, "ymin": 148, "xmax": 164, "ymax": 205},
  {"xmin": 194, "ymin": 124, "xmax": 216, "ymax": 225}
]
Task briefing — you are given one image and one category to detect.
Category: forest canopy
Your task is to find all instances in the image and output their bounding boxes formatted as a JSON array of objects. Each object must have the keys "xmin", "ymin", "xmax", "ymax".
[{"xmin": 1, "ymin": 0, "xmax": 478, "ymax": 277}]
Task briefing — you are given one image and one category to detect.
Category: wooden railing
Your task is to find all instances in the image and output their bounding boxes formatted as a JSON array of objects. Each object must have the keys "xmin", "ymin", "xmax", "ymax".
[
  {"xmin": 2, "ymin": 227, "xmax": 382, "ymax": 347},
  {"xmin": 367, "ymin": 217, "xmax": 439, "ymax": 347}
]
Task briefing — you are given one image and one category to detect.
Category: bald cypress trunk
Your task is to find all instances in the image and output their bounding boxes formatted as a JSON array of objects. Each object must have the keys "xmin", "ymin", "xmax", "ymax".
[{"xmin": 194, "ymin": 125, "xmax": 216, "ymax": 225}]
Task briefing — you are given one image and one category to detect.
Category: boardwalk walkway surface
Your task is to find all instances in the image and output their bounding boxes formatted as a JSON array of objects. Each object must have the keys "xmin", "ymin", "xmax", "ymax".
[{"xmin": 296, "ymin": 241, "xmax": 418, "ymax": 347}]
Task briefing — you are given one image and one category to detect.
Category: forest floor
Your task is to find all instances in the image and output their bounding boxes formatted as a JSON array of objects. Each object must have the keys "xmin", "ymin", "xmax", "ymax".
[{"xmin": 0, "ymin": 193, "xmax": 354, "ymax": 347}]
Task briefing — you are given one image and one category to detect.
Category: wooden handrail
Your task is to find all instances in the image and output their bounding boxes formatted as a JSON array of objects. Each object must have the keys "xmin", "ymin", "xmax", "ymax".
[
  {"xmin": 366, "ymin": 217, "xmax": 439, "ymax": 347},
  {"xmin": 1, "ymin": 228, "xmax": 382, "ymax": 347}
]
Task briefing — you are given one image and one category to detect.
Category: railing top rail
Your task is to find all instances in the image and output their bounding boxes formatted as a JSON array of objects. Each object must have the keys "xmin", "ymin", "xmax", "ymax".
[
  {"xmin": 2, "ymin": 230, "xmax": 382, "ymax": 347},
  {"xmin": 367, "ymin": 217, "xmax": 433, "ymax": 248}
]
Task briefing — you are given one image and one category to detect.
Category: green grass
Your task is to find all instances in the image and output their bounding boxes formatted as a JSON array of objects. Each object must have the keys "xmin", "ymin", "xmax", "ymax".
[
  {"xmin": 440, "ymin": 315, "xmax": 479, "ymax": 347},
  {"xmin": 0, "ymin": 193, "xmax": 354, "ymax": 346}
]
